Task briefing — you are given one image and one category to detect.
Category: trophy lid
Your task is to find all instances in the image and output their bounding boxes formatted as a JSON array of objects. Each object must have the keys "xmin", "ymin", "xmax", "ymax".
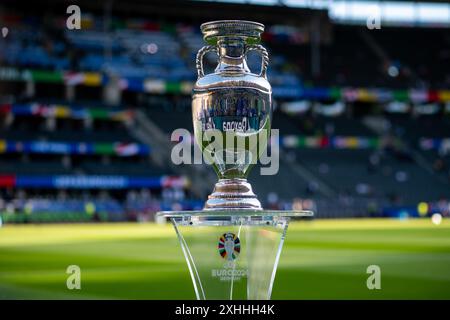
[{"xmin": 200, "ymin": 20, "xmax": 265, "ymax": 45}]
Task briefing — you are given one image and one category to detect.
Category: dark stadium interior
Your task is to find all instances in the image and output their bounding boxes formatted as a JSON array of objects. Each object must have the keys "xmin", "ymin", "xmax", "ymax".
[{"xmin": 1, "ymin": 0, "xmax": 450, "ymax": 223}]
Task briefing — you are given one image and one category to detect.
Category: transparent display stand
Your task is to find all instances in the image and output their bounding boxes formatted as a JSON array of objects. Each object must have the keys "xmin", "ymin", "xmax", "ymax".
[{"xmin": 158, "ymin": 210, "xmax": 312, "ymax": 300}]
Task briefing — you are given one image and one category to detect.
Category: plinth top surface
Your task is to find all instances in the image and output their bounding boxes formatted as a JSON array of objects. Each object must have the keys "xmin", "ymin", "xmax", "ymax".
[{"xmin": 157, "ymin": 210, "xmax": 313, "ymax": 218}]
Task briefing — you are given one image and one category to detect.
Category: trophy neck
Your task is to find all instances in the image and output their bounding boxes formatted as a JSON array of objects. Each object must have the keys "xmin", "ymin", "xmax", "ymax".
[{"xmin": 215, "ymin": 38, "xmax": 250, "ymax": 74}]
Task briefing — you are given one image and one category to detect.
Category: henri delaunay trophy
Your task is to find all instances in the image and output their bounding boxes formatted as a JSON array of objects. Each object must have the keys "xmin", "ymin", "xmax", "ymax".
[{"xmin": 159, "ymin": 20, "xmax": 312, "ymax": 300}]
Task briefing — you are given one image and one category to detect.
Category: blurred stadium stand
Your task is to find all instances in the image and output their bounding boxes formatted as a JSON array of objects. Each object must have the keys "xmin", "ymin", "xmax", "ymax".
[{"xmin": 0, "ymin": 0, "xmax": 450, "ymax": 222}]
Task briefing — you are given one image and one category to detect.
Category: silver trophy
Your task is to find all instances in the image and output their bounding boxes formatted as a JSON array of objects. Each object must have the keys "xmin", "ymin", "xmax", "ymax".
[
  {"xmin": 192, "ymin": 20, "xmax": 270, "ymax": 210},
  {"xmin": 159, "ymin": 21, "xmax": 312, "ymax": 300}
]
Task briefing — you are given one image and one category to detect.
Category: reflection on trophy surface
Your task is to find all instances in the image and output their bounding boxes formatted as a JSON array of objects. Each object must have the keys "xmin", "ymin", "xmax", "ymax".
[{"xmin": 192, "ymin": 20, "xmax": 272, "ymax": 210}]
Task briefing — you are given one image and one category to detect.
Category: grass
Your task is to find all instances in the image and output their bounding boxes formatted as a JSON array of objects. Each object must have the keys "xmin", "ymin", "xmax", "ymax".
[{"xmin": 0, "ymin": 218, "xmax": 449, "ymax": 299}]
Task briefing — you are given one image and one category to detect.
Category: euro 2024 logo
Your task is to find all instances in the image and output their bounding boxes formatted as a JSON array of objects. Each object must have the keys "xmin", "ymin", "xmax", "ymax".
[
  {"xmin": 218, "ymin": 232, "xmax": 240, "ymax": 261},
  {"xmin": 213, "ymin": 233, "xmax": 247, "ymax": 281}
]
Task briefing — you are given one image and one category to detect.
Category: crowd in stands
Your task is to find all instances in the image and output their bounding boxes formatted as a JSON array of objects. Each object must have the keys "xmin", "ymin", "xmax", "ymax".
[{"xmin": 0, "ymin": 6, "xmax": 449, "ymax": 221}]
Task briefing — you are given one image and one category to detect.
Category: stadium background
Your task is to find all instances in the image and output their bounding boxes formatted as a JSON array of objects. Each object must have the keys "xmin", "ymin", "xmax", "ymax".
[{"xmin": 0, "ymin": 0, "xmax": 449, "ymax": 299}]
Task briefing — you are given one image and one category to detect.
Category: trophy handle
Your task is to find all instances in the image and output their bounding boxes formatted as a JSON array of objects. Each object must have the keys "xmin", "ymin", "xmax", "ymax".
[
  {"xmin": 246, "ymin": 44, "xmax": 269, "ymax": 78},
  {"xmin": 196, "ymin": 45, "xmax": 218, "ymax": 78}
]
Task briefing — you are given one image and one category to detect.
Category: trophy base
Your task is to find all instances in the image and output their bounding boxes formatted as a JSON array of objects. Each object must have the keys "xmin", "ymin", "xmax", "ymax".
[
  {"xmin": 157, "ymin": 209, "xmax": 313, "ymax": 300},
  {"xmin": 204, "ymin": 178, "xmax": 262, "ymax": 211}
]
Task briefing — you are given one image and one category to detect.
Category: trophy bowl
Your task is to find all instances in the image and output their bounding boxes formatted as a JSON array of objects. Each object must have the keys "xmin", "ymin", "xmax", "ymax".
[{"xmin": 192, "ymin": 20, "xmax": 272, "ymax": 210}]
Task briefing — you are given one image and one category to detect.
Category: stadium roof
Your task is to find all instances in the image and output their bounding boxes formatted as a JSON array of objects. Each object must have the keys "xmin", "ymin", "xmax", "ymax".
[
  {"xmin": 4, "ymin": 0, "xmax": 449, "ymax": 28},
  {"xmin": 194, "ymin": 0, "xmax": 450, "ymax": 27}
]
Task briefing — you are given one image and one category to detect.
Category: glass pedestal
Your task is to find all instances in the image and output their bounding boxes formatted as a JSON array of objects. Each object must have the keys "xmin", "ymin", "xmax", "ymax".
[{"xmin": 157, "ymin": 210, "xmax": 312, "ymax": 300}]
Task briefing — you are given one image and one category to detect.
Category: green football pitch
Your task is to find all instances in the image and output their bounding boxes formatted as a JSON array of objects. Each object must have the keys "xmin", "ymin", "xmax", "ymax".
[{"xmin": 0, "ymin": 218, "xmax": 449, "ymax": 299}]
